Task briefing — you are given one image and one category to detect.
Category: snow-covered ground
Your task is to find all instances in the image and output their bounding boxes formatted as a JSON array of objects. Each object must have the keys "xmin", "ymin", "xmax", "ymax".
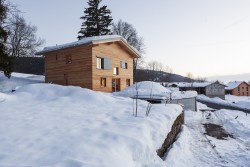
[
  {"xmin": 1, "ymin": 72, "xmax": 250, "ymax": 166},
  {"xmin": 115, "ymin": 81, "xmax": 197, "ymax": 100},
  {"xmin": 0, "ymin": 72, "xmax": 44, "ymax": 92},
  {"xmin": 0, "ymin": 83, "xmax": 182, "ymax": 167},
  {"xmin": 198, "ymin": 94, "xmax": 250, "ymax": 110},
  {"xmin": 165, "ymin": 103, "xmax": 250, "ymax": 166},
  {"xmin": 225, "ymin": 95, "xmax": 250, "ymax": 109},
  {"xmin": 226, "ymin": 94, "xmax": 250, "ymax": 103}
]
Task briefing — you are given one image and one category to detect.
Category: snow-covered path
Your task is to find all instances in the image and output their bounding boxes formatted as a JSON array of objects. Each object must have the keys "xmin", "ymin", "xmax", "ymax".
[{"xmin": 164, "ymin": 103, "xmax": 250, "ymax": 167}]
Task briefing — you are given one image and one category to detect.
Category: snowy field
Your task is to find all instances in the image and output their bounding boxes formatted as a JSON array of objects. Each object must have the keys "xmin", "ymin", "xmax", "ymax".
[
  {"xmin": 226, "ymin": 95, "xmax": 250, "ymax": 109},
  {"xmin": 1, "ymin": 72, "xmax": 250, "ymax": 166},
  {"xmin": 0, "ymin": 83, "xmax": 182, "ymax": 167},
  {"xmin": 0, "ymin": 72, "xmax": 44, "ymax": 92}
]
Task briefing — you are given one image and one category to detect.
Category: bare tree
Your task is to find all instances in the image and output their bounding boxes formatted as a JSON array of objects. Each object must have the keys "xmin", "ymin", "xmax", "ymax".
[
  {"xmin": 195, "ymin": 76, "xmax": 207, "ymax": 82},
  {"xmin": 112, "ymin": 19, "xmax": 145, "ymax": 81},
  {"xmin": 5, "ymin": 14, "xmax": 45, "ymax": 57}
]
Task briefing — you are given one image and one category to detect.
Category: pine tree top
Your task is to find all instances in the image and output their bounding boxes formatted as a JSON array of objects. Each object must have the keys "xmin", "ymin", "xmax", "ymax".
[{"xmin": 78, "ymin": 0, "xmax": 113, "ymax": 40}]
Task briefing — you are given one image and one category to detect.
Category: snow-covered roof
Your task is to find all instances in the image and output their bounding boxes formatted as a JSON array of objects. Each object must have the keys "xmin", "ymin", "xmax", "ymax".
[
  {"xmin": 115, "ymin": 81, "xmax": 171, "ymax": 98},
  {"xmin": 36, "ymin": 35, "xmax": 140, "ymax": 57},
  {"xmin": 169, "ymin": 81, "xmax": 225, "ymax": 88},
  {"xmin": 169, "ymin": 82, "xmax": 211, "ymax": 88},
  {"xmin": 114, "ymin": 81, "xmax": 197, "ymax": 100},
  {"xmin": 225, "ymin": 81, "xmax": 244, "ymax": 90},
  {"xmin": 171, "ymin": 91, "xmax": 198, "ymax": 99}
]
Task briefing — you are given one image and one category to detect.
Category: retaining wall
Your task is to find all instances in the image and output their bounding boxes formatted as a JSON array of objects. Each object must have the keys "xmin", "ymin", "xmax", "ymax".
[{"xmin": 157, "ymin": 112, "xmax": 184, "ymax": 158}]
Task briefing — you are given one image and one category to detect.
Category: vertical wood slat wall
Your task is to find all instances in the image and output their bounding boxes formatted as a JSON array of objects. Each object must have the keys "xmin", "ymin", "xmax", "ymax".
[
  {"xmin": 45, "ymin": 45, "xmax": 93, "ymax": 89},
  {"xmin": 231, "ymin": 82, "xmax": 250, "ymax": 96},
  {"xmin": 92, "ymin": 42, "xmax": 133, "ymax": 92},
  {"xmin": 44, "ymin": 41, "xmax": 134, "ymax": 92}
]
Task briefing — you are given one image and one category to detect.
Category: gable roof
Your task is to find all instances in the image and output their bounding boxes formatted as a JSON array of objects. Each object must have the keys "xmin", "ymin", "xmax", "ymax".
[
  {"xmin": 35, "ymin": 35, "xmax": 141, "ymax": 58},
  {"xmin": 226, "ymin": 81, "xmax": 249, "ymax": 90}
]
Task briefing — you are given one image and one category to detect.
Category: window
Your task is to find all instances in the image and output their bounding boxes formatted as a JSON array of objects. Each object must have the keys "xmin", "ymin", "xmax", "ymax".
[
  {"xmin": 64, "ymin": 74, "xmax": 68, "ymax": 85},
  {"xmin": 247, "ymin": 87, "xmax": 249, "ymax": 91},
  {"xmin": 100, "ymin": 77, "xmax": 106, "ymax": 87},
  {"xmin": 121, "ymin": 61, "xmax": 128, "ymax": 69},
  {"xmin": 97, "ymin": 57, "xmax": 104, "ymax": 69},
  {"xmin": 238, "ymin": 87, "xmax": 240, "ymax": 91},
  {"xmin": 242, "ymin": 87, "xmax": 244, "ymax": 90},
  {"xmin": 113, "ymin": 67, "xmax": 119, "ymax": 75},
  {"xmin": 126, "ymin": 79, "xmax": 130, "ymax": 87},
  {"xmin": 66, "ymin": 55, "xmax": 72, "ymax": 64},
  {"xmin": 97, "ymin": 57, "xmax": 111, "ymax": 69}
]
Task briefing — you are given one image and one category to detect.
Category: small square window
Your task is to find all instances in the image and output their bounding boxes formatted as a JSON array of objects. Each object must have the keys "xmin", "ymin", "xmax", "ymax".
[
  {"xmin": 66, "ymin": 55, "xmax": 72, "ymax": 64},
  {"xmin": 101, "ymin": 77, "xmax": 106, "ymax": 87},
  {"xmin": 113, "ymin": 67, "xmax": 119, "ymax": 75},
  {"xmin": 121, "ymin": 61, "xmax": 128, "ymax": 69}
]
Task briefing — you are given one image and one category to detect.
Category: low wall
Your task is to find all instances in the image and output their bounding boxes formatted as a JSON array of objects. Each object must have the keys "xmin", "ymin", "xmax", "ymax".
[
  {"xmin": 157, "ymin": 112, "xmax": 184, "ymax": 158},
  {"xmin": 171, "ymin": 97, "xmax": 197, "ymax": 111}
]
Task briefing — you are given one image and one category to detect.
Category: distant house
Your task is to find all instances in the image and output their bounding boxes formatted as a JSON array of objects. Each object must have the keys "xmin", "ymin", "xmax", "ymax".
[
  {"xmin": 36, "ymin": 35, "xmax": 140, "ymax": 92},
  {"xmin": 168, "ymin": 81, "xmax": 225, "ymax": 99},
  {"xmin": 226, "ymin": 81, "xmax": 250, "ymax": 96}
]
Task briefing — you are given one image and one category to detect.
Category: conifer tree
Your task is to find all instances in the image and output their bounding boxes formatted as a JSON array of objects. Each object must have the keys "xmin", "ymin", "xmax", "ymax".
[
  {"xmin": 78, "ymin": 0, "xmax": 113, "ymax": 39},
  {"xmin": 0, "ymin": 0, "xmax": 12, "ymax": 78}
]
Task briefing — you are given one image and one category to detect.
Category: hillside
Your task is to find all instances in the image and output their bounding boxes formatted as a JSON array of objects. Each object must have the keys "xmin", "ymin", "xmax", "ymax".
[{"xmin": 135, "ymin": 69, "xmax": 194, "ymax": 82}]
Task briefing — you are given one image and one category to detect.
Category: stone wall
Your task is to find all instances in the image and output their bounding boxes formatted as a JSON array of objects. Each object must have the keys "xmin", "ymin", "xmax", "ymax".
[{"xmin": 157, "ymin": 112, "xmax": 184, "ymax": 158}]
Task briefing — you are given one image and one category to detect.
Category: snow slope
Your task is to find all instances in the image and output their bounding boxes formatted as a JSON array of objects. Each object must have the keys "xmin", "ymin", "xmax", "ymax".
[
  {"xmin": 0, "ymin": 83, "xmax": 182, "ymax": 167},
  {"xmin": 198, "ymin": 94, "xmax": 250, "ymax": 110},
  {"xmin": 0, "ymin": 72, "xmax": 44, "ymax": 92}
]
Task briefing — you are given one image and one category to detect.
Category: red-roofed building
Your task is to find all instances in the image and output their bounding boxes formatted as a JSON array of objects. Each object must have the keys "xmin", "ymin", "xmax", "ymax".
[{"xmin": 226, "ymin": 81, "xmax": 250, "ymax": 96}]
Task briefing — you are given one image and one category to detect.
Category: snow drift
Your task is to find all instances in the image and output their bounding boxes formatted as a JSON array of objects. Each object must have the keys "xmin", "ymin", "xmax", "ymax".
[{"xmin": 0, "ymin": 83, "xmax": 182, "ymax": 167}]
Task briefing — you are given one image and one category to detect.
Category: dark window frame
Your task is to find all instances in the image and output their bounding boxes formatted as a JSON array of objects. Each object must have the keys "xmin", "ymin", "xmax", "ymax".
[{"xmin": 66, "ymin": 55, "xmax": 72, "ymax": 64}]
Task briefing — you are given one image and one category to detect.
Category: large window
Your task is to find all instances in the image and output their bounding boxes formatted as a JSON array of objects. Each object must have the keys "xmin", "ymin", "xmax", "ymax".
[
  {"xmin": 113, "ymin": 67, "xmax": 119, "ymax": 75},
  {"xmin": 121, "ymin": 61, "xmax": 128, "ymax": 69},
  {"xmin": 97, "ymin": 57, "xmax": 111, "ymax": 70},
  {"xmin": 100, "ymin": 77, "xmax": 106, "ymax": 87}
]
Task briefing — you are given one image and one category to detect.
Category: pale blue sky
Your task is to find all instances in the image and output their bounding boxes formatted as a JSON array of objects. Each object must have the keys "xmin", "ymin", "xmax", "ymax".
[{"xmin": 11, "ymin": 0, "xmax": 250, "ymax": 78}]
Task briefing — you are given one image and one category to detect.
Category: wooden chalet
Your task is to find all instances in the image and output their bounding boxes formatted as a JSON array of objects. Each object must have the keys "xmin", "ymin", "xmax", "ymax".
[
  {"xmin": 226, "ymin": 81, "xmax": 250, "ymax": 96},
  {"xmin": 36, "ymin": 35, "xmax": 140, "ymax": 92}
]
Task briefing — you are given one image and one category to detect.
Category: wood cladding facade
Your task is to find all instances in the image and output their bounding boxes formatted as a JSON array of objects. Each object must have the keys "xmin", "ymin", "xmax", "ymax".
[
  {"xmin": 44, "ymin": 42, "xmax": 134, "ymax": 92},
  {"xmin": 229, "ymin": 82, "xmax": 250, "ymax": 96}
]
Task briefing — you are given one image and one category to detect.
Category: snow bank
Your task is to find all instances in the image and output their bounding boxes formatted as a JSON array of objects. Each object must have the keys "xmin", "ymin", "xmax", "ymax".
[
  {"xmin": 114, "ymin": 81, "xmax": 171, "ymax": 98},
  {"xmin": 0, "ymin": 71, "xmax": 44, "ymax": 92},
  {"xmin": 0, "ymin": 83, "xmax": 182, "ymax": 167},
  {"xmin": 226, "ymin": 95, "xmax": 250, "ymax": 103},
  {"xmin": 198, "ymin": 95, "xmax": 250, "ymax": 110},
  {"xmin": 215, "ymin": 109, "xmax": 250, "ymax": 133},
  {"xmin": 171, "ymin": 91, "xmax": 197, "ymax": 100},
  {"xmin": 115, "ymin": 81, "xmax": 197, "ymax": 100}
]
